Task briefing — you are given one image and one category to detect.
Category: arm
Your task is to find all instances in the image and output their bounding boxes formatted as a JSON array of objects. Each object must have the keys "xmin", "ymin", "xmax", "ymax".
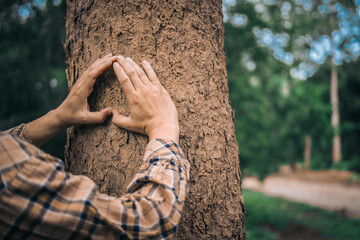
[
  {"xmin": 0, "ymin": 134, "xmax": 189, "ymax": 239},
  {"xmin": 10, "ymin": 53, "xmax": 117, "ymax": 147},
  {"xmin": 94, "ymin": 139, "xmax": 190, "ymax": 239},
  {"xmin": 0, "ymin": 56, "xmax": 189, "ymax": 239}
]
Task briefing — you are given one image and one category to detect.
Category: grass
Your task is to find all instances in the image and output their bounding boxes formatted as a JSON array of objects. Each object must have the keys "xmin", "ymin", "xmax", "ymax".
[{"xmin": 243, "ymin": 189, "xmax": 360, "ymax": 240}]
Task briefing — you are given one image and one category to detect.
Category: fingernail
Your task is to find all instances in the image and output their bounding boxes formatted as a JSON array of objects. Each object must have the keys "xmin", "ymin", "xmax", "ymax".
[
  {"xmin": 105, "ymin": 53, "xmax": 112, "ymax": 57},
  {"xmin": 104, "ymin": 60, "xmax": 111, "ymax": 66},
  {"xmin": 143, "ymin": 60, "xmax": 149, "ymax": 66},
  {"xmin": 118, "ymin": 55, "xmax": 124, "ymax": 60},
  {"xmin": 126, "ymin": 57, "xmax": 133, "ymax": 61},
  {"xmin": 113, "ymin": 62, "xmax": 120, "ymax": 68}
]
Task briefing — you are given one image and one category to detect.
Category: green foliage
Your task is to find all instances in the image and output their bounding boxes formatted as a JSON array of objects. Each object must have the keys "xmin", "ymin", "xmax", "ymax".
[
  {"xmin": 349, "ymin": 173, "xmax": 360, "ymax": 182},
  {"xmin": 225, "ymin": 0, "xmax": 360, "ymax": 178},
  {"xmin": 331, "ymin": 159, "xmax": 360, "ymax": 173},
  {"xmin": 0, "ymin": 1, "xmax": 67, "ymax": 158},
  {"xmin": 244, "ymin": 189, "xmax": 360, "ymax": 240},
  {"xmin": 338, "ymin": 60, "xmax": 360, "ymax": 172},
  {"xmin": 225, "ymin": 19, "xmax": 333, "ymax": 179}
]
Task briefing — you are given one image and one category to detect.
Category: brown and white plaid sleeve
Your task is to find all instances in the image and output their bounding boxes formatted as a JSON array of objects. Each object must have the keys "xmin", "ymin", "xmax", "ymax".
[{"xmin": 0, "ymin": 125, "xmax": 190, "ymax": 239}]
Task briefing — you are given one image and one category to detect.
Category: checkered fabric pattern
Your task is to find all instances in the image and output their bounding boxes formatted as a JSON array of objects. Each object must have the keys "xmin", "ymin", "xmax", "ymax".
[{"xmin": 0, "ymin": 124, "xmax": 190, "ymax": 239}]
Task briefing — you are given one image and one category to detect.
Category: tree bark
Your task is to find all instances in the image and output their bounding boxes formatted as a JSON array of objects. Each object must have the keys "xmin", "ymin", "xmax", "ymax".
[
  {"xmin": 331, "ymin": 65, "xmax": 341, "ymax": 163},
  {"xmin": 304, "ymin": 135, "xmax": 311, "ymax": 170},
  {"xmin": 64, "ymin": 0, "xmax": 245, "ymax": 239}
]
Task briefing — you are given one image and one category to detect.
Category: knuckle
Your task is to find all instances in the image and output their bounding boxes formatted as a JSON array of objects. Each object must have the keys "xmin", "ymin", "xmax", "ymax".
[
  {"xmin": 148, "ymin": 86, "xmax": 160, "ymax": 96},
  {"xmin": 128, "ymin": 69, "xmax": 136, "ymax": 76},
  {"xmin": 137, "ymin": 87, "xmax": 148, "ymax": 96},
  {"xmin": 138, "ymin": 71, "xmax": 146, "ymax": 78},
  {"xmin": 120, "ymin": 76, "xmax": 130, "ymax": 83}
]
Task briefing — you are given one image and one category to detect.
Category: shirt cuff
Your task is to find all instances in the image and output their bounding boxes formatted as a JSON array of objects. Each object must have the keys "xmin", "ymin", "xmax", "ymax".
[
  {"xmin": 127, "ymin": 138, "xmax": 190, "ymax": 195},
  {"xmin": 7, "ymin": 124, "xmax": 32, "ymax": 143}
]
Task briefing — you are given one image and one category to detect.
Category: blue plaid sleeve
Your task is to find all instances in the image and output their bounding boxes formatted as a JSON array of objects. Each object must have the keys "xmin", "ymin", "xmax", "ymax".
[{"xmin": 0, "ymin": 133, "xmax": 190, "ymax": 240}]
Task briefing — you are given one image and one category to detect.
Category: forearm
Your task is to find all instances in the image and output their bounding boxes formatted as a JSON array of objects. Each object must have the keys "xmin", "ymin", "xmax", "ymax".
[
  {"xmin": 95, "ymin": 139, "xmax": 190, "ymax": 238},
  {"xmin": 1, "ymin": 129, "xmax": 190, "ymax": 239},
  {"xmin": 25, "ymin": 109, "xmax": 66, "ymax": 147}
]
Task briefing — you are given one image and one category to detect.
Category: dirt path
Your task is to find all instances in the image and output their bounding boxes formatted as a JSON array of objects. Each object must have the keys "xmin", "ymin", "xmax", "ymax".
[{"xmin": 243, "ymin": 170, "xmax": 360, "ymax": 218}]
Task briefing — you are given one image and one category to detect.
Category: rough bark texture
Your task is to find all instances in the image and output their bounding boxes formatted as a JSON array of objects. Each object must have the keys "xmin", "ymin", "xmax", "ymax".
[{"xmin": 64, "ymin": 0, "xmax": 245, "ymax": 239}]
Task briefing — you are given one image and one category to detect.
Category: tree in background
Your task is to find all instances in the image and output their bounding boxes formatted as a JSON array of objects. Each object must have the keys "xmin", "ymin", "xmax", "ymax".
[
  {"xmin": 223, "ymin": 0, "xmax": 360, "ymax": 177},
  {"xmin": 64, "ymin": 1, "xmax": 245, "ymax": 239}
]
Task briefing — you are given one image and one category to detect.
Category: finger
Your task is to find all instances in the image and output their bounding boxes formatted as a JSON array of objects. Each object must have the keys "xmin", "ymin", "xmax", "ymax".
[
  {"xmin": 113, "ymin": 62, "xmax": 136, "ymax": 95},
  {"xmin": 112, "ymin": 110, "xmax": 133, "ymax": 130},
  {"xmin": 89, "ymin": 56, "xmax": 118, "ymax": 78},
  {"xmin": 83, "ymin": 108, "xmax": 112, "ymax": 124},
  {"xmin": 103, "ymin": 53, "xmax": 112, "ymax": 58},
  {"xmin": 91, "ymin": 53, "xmax": 111, "ymax": 66},
  {"xmin": 142, "ymin": 60, "xmax": 162, "ymax": 86},
  {"xmin": 117, "ymin": 55, "xmax": 144, "ymax": 89},
  {"xmin": 126, "ymin": 57, "xmax": 151, "ymax": 85},
  {"xmin": 82, "ymin": 57, "xmax": 117, "ymax": 92}
]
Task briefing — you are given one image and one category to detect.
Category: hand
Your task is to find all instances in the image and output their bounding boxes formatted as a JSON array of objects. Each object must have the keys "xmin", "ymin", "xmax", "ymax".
[
  {"xmin": 112, "ymin": 56, "xmax": 179, "ymax": 143},
  {"xmin": 54, "ymin": 53, "xmax": 118, "ymax": 128},
  {"xmin": 24, "ymin": 54, "xmax": 117, "ymax": 147},
  {"xmin": 23, "ymin": 54, "xmax": 117, "ymax": 147}
]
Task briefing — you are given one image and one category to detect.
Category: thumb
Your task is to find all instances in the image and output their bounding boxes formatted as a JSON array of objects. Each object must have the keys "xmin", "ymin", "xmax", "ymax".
[
  {"xmin": 84, "ymin": 108, "xmax": 112, "ymax": 124},
  {"xmin": 112, "ymin": 110, "xmax": 133, "ymax": 130}
]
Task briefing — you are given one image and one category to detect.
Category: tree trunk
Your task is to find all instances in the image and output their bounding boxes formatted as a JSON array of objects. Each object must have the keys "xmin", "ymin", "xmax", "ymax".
[
  {"xmin": 64, "ymin": 1, "xmax": 245, "ymax": 239},
  {"xmin": 331, "ymin": 65, "xmax": 341, "ymax": 163},
  {"xmin": 304, "ymin": 134, "xmax": 311, "ymax": 170},
  {"xmin": 290, "ymin": 150, "xmax": 295, "ymax": 171}
]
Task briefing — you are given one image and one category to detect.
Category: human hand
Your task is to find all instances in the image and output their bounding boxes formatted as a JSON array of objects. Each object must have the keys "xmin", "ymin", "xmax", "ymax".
[
  {"xmin": 54, "ymin": 53, "xmax": 118, "ymax": 128},
  {"xmin": 112, "ymin": 56, "xmax": 179, "ymax": 143}
]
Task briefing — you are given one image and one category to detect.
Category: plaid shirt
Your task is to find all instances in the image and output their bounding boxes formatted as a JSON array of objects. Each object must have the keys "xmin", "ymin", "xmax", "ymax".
[{"xmin": 0, "ymin": 124, "xmax": 190, "ymax": 239}]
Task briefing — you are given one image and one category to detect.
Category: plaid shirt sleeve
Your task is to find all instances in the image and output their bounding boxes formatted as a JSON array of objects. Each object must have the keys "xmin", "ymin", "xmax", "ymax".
[{"xmin": 0, "ymin": 124, "xmax": 190, "ymax": 240}]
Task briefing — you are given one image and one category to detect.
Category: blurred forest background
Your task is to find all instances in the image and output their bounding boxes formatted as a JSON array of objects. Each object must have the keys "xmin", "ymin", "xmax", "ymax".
[{"xmin": 1, "ymin": 0, "xmax": 359, "ymax": 179}]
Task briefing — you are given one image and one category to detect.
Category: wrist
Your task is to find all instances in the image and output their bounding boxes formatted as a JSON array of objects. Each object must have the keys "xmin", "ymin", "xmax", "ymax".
[
  {"xmin": 148, "ymin": 124, "xmax": 179, "ymax": 143},
  {"xmin": 48, "ymin": 108, "xmax": 70, "ymax": 131},
  {"xmin": 25, "ymin": 109, "xmax": 68, "ymax": 147}
]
